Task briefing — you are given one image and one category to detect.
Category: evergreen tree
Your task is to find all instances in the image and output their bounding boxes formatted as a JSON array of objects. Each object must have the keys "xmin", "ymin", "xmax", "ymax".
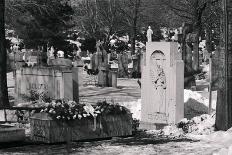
[{"xmin": 6, "ymin": 0, "xmax": 74, "ymax": 51}]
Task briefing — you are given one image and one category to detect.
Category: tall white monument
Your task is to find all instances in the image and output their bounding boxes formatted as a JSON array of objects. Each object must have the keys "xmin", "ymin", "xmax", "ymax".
[
  {"xmin": 147, "ymin": 26, "xmax": 153, "ymax": 42},
  {"xmin": 140, "ymin": 42, "xmax": 184, "ymax": 129}
]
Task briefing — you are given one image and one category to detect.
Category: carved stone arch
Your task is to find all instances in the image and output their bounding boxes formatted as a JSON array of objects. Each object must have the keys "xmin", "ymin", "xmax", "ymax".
[{"xmin": 149, "ymin": 50, "xmax": 167, "ymax": 113}]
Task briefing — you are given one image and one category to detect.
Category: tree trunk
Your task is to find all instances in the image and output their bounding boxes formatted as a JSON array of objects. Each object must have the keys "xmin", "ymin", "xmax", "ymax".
[
  {"xmin": 216, "ymin": 0, "xmax": 232, "ymax": 131},
  {"xmin": 192, "ymin": 0, "xmax": 200, "ymax": 72},
  {"xmin": 131, "ymin": 0, "xmax": 140, "ymax": 77},
  {"xmin": 206, "ymin": 28, "xmax": 212, "ymax": 53},
  {"xmin": 0, "ymin": 0, "xmax": 10, "ymax": 108}
]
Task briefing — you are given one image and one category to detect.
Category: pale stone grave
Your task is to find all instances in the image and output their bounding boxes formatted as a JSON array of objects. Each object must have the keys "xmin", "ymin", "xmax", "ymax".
[
  {"xmin": 15, "ymin": 66, "xmax": 79, "ymax": 104},
  {"xmin": 140, "ymin": 42, "xmax": 184, "ymax": 129}
]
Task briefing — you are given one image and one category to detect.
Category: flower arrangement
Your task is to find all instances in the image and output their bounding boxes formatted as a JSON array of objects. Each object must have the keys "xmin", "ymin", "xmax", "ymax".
[
  {"xmin": 95, "ymin": 101, "xmax": 130, "ymax": 116},
  {"xmin": 41, "ymin": 99, "xmax": 99, "ymax": 122},
  {"xmin": 41, "ymin": 99, "xmax": 130, "ymax": 122}
]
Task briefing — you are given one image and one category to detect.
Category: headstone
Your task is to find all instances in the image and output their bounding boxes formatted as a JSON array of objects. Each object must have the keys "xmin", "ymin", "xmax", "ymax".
[
  {"xmin": 97, "ymin": 47, "xmax": 110, "ymax": 87},
  {"xmin": 118, "ymin": 53, "xmax": 129, "ymax": 78},
  {"xmin": 98, "ymin": 65, "xmax": 110, "ymax": 87},
  {"xmin": 140, "ymin": 42, "xmax": 184, "ymax": 129},
  {"xmin": 15, "ymin": 67, "xmax": 79, "ymax": 104}
]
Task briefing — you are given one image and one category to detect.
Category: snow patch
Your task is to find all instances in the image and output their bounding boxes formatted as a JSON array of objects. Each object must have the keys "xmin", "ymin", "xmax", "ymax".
[
  {"xmin": 184, "ymin": 89, "xmax": 216, "ymax": 110},
  {"xmin": 119, "ymin": 99, "xmax": 141, "ymax": 120}
]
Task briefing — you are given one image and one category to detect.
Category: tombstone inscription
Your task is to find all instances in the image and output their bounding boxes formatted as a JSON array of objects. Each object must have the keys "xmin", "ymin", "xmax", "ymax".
[{"xmin": 141, "ymin": 42, "xmax": 184, "ymax": 129}]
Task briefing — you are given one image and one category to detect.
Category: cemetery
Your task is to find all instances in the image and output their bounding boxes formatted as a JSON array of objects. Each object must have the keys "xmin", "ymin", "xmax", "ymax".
[{"xmin": 1, "ymin": 0, "xmax": 232, "ymax": 154}]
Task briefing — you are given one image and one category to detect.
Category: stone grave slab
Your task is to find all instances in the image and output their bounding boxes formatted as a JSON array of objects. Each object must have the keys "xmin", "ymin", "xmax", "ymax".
[
  {"xmin": 140, "ymin": 42, "xmax": 184, "ymax": 130},
  {"xmin": 0, "ymin": 124, "xmax": 25, "ymax": 142}
]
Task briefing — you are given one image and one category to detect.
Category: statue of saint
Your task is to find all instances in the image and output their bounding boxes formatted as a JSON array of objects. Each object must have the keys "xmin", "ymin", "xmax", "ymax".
[{"xmin": 147, "ymin": 26, "xmax": 153, "ymax": 42}]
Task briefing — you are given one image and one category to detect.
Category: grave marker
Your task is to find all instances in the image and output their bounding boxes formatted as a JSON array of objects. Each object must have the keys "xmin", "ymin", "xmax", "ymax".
[
  {"xmin": 15, "ymin": 67, "xmax": 79, "ymax": 104},
  {"xmin": 140, "ymin": 42, "xmax": 184, "ymax": 129}
]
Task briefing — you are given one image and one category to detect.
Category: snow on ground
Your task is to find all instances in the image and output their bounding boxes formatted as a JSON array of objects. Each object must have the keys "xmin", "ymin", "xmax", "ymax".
[
  {"xmin": 118, "ymin": 87, "xmax": 232, "ymax": 154},
  {"xmin": 184, "ymin": 89, "xmax": 216, "ymax": 110},
  {"xmin": 187, "ymin": 127, "xmax": 232, "ymax": 155},
  {"xmin": 119, "ymin": 89, "xmax": 216, "ymax": 121},
  {"xmin": 119, "ymin": 99, "xmax": 141, "ymax": 120},
  {"xmin": 5, "ymin": 70, "xmax": 232, "ymax": 154}
]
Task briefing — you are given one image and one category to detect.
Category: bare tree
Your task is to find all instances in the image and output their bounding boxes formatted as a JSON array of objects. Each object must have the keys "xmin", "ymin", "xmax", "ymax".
[
  {"xmin": 162, "ymin": 0, "xmax": 219, "ymax": 72},
  {"xmin": 117, "ymin": 0, "xmax": 141, "ymax": 54}
]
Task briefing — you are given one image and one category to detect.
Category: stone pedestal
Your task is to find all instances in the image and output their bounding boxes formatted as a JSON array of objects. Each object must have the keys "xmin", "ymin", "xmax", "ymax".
[
  {"xmin": 140, "ymin": 42, "xmax": 184, "ymax": 129},
  {"xmin": 15, "ymin": 67, "xmax": 79, "ymax": 103}
]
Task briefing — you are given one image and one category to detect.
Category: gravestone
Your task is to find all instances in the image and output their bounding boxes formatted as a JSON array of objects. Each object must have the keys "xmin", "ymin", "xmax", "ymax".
[
  {"xmin": 118, "ymin": 53, "xmax": 129, "ymax": 78},
  {"xmin": 140, "ymin": 42, "xmax": 184, "ymax": 129},
  {"xmin": 15, "ymin": 67, "xmax": 79, "ymax": 104}
]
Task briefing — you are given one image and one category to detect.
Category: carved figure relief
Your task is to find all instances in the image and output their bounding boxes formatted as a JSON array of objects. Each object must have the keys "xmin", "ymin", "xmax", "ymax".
[{"xmin": 150, "ymin": 51, "xmax": 167, "ymax": 113}]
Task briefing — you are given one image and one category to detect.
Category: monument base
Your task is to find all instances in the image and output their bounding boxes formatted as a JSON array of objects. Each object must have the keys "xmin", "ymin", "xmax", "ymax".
[
  {"xmin": 0, "ymin": 125, "xmax": 25, "ymax": 143},
  {"xmin": 30, "ymin": 113, "xmax": 132, "ymax": 143},
  {"xmin": 139, "ymin": 121, "xmax": 167, "ymax": 130}
]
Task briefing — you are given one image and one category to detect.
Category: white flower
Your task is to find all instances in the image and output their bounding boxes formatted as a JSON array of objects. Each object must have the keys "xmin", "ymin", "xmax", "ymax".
[
  {"xmin": 73, "ymin": 115, "xmax": 77, "ymax": 119},
  {"xmin": 45, "ymin": 103, "xmax": 49, "ymax": 107},
  {"xmin": 95, "ymin": 110, "xmax": 101, "ymax": 114},
  {"xmin": 56, "ymin": 102, "xmax": 61, "ymax": 106},
  {"xmin": 52, "ymin": 101, "xmax": 56, "ymax": 107},
  {"xmin": 56, "ymin": 116, "xmax": 61, "ymax": 119},
  {"xmin": 40, "ymin": 109, "xmax": 44, "ymax": 112},
  {"xmin": 93, "ymin": 114, "xmax": 97, "ymax": 117},
  {"xmin": 78, "ymin": 114, "xmax": 82, "ymax": 119},
  {"xmin": 84, "ymin": 104, "xmax": 95, "ymax": 116},
  {"xmin": 83, "ymin": 114, "xmax": 87, "ymax": 117},
  {"xmin": 67, "ymin": 117, "xmax": 70, "ymax": 120},
  {"xmin": 49, "ymin": 109, "xmax": 53, "ymax": 113}
]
